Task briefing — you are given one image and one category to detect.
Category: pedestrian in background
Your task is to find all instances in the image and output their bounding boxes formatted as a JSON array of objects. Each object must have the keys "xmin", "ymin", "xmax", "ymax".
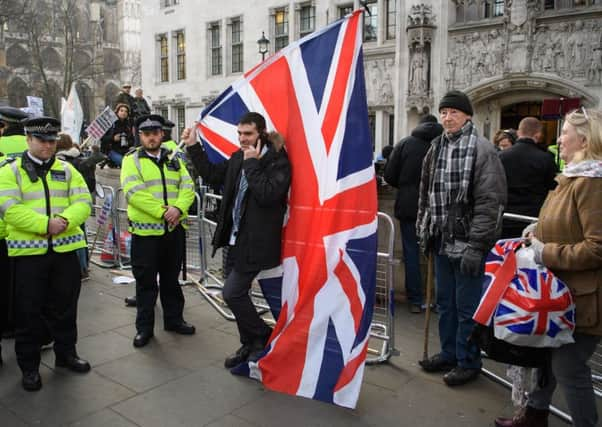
[{"xmin": 384, "ymin": 114, "xmax": 443, "ymax": 313}]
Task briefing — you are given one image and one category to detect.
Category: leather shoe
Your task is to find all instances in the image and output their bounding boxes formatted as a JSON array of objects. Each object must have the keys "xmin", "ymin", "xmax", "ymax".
[
  {"xmin": 494, "ymin": 406, "xmax": 549, "ymax": 427},
  {"xmin": 133, "ymin": 331, "xmax": 154, "ymax": 347},
  {"xmin": 124, "ymin": 296, "xmax": 137, "ymax": 307},
  {"xmin": 55, "ymin": 355, "xmax": 91, "ymax": 373},
  {"xmin": 164, "ymin": 321, "xmax": 196, "ymax": 335},
  {"xmin": 22, "ymin": 371, "xmax": 42, "ymax": 391},
  {"xmin": 418, "ymin": 353, "xmax": 456, "ymax": 373},
  {"xmin": 224, "ymin": 345, "xmax": 251, "ymax": 369},
  {"xmin": 443, "ymin": 366, "xmax": 480, "ymax": 386}
]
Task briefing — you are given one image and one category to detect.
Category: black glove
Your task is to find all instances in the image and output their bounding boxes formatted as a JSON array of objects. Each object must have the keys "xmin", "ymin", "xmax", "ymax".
[{"xmin": 460, "ymin": 246, "xmax": 484, "ymax": 277}]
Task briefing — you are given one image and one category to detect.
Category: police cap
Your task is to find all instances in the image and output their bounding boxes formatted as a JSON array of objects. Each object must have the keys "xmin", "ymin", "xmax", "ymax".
[
  {"xmin": 136, "ymin": 114, "xmax": 165, "ymax": 132},
  {"xmin": 162, "ymin": 119, "xmax": 175, "ymax": 131},
  {"xmin": 23, "ymin": 116, "xmax": 61, "ymax": 141},
  {"xmin": 0, "ymin": 106, "xmax": 29, "ymax": 123}
]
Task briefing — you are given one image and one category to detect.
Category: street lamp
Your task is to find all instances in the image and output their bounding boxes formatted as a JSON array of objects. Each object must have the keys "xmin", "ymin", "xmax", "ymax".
[{"xmin": 257, "ymin": 31, "xmax": 270, "ymax": 61}]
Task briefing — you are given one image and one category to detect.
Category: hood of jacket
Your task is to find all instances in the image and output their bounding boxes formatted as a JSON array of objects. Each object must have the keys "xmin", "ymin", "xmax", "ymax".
[
  {"xmin": 56, "ymin": 147, "xmax": 81, "ymax": 159},
  {"xmin": 411, "ymin": 121, "xmax": 443, "ymax": 143}
]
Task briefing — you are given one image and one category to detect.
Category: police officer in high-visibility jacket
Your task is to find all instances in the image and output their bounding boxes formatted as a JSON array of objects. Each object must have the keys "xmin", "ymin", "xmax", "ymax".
[
  {"xmin": 0, "ymin": 151, "xmax": 9, "ymax": 366},
  {"xmin": 0, "ymin": 117, "xmax": 92, "ymax": 391},
  {"xmin": 121, "ymin": 114, "xmax": 196, "ymax": 348},
  {"xmin": 0, "ymin": 107, "xmax": 29, "ymax": 157}
]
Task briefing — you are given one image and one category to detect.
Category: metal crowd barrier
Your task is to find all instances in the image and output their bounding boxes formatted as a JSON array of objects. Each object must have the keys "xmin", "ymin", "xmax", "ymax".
[
  {"xmin": 479, "ymin": 212, "xmax": 602, "ymax": 425},
  {"xmin": 194, "ymin": 188, "xmax": 398, "ymax": 364},
  {"xmin": 87, "ymin": 185, "xmax": 120, "ymax": 268}
]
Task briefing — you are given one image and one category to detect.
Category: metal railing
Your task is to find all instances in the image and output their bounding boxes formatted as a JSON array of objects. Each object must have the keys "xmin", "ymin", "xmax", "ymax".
[{"xmin": 194, "ymin": 188, "xmax": 398, "ymax": 364}]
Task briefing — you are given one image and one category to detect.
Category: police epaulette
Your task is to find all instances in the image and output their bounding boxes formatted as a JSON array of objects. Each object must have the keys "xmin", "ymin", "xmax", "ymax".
[
  {"xmin": 125, "ymin": 147, "xmax": 138, "ymax": 156},
  {"xmin": 0, "ymin": 157, "xmax": 16, "ymax": 168}
]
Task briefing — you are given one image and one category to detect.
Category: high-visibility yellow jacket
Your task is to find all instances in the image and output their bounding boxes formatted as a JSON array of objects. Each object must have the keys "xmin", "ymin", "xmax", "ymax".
[
  {"xmin": 0, "ymin": 155, "xmax": 92, "ymax": 256},
  {"xmin": 120, "ymin": 147, "xmax": 194, "ymax": 236},
  {"xmin": 161, "ymin": 140, "xmax": 178, "ymax": 152},
  {"xmin": 0, "ymin": 134, "xmax": 27, "ymax": 157},
  {"xmin": 0, "ymin": 154, "xmax": 7, "ymax": 240}
]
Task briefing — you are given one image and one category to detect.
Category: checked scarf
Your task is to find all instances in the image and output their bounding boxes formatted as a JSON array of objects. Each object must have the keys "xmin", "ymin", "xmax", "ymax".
[{"xmin": 424, "ymin": 120, "xmax": 479, "ymax": 237}]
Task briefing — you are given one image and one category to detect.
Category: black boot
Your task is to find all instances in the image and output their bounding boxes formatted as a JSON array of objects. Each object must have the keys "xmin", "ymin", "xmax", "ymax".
[
  {"xmin": 494, "ymin": 406, "xmax": 549, "ymax": 427},
  {"xmin": 22, "ymin": 371, "xmax": 42, "ymax": 391}
]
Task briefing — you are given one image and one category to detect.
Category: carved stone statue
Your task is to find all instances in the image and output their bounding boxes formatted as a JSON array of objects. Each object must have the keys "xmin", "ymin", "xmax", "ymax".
[
  {"xmin": 587, "ymin": 47, "xmax": 602, "ymax": 85},
  {"xmin": 409, "ymin": 47, "xmax": 427, "ymax": 94}
]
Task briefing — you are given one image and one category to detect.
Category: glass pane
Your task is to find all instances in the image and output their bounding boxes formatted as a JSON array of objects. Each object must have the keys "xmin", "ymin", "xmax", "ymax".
[
  {"xmin": 232, "ymin": 44, "xmax": 242, "ymax": 73},
  {"xmin": 300, "ymin": 6, "xmax": 315, "ymax": 34},
  {"xmin": 339, "ymin": 5, "xmax": 354, "ymax": 19},
  {"xmin": 275, "ymin": 35, "xmax": 288, "ymax": 51},
  {"xmin": 386, "ymin": 0, "xmax": 396, "ymax": 40},
  {"xmin": 364, "ymin": 2, "xmax": 378, "ymax": 42},
  {"xmin": 275, "ymin": 9, "xmax": 288, "ymax": 36},
  {"xmin": 212, "ymin": 47, "xmax": 222, "ymax": 75}
]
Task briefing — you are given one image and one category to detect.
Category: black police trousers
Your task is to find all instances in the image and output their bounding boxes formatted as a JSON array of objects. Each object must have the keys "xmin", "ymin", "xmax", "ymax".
[
  {"xmin": 0, "ymin": 239, "xmax": 12, "ymax": 339},
  {"xmin": 131, "ymin": 226, "xmax": 185, "ymax": 334},
  {"xmin": 14, "ymin": 250, "xmax": 81, "ymax": 372}
]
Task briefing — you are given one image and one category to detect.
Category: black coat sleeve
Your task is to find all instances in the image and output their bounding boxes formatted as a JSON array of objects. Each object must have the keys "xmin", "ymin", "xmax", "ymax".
[
  {"xmin": 243, "ymin": 151, "xmax": 291, "ymax": 207},
  {"xmin": 186, "ymin": 142, "xmax": 229, "ymax": 186},
  {"xmin": 383, "ymin": 140, "xmax": 405, "ymax": 188}
]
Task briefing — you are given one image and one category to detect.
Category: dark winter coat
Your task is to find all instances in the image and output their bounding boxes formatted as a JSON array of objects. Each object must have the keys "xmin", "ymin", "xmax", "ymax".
[
  {"xmin": 115, "ymin": 91, "xmax": 135, "ymax": 112},
  {"xmin": 498, "ymin": 137, "xmax": 558, "ymax": 238},
  {"xmin": 417, "ymin": 133, "xmax": 507, "ymax": 255},
  {"xmin": 132, "ymin": 97, "xmax": 151, "ymax": 119},
  {"xmin": 187, "ymin": 141, "xmax": 291, "ymax": 273},
  {"xmin": 101, "ymin": 118, "xmax": 134, "ymax": 156},
  {"xmin": 384, "ymin": 121, "xmax": 443, "ymax": 221}
]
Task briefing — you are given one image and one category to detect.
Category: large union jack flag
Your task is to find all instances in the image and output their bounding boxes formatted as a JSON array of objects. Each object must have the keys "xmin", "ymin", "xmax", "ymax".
[
  {"xmin": 473, "ymin": 239, "xmax": 575, "ymax": 348},
  {"xmin": 197, "ymin": 11, "xmax": 377, "ymax": 408}
]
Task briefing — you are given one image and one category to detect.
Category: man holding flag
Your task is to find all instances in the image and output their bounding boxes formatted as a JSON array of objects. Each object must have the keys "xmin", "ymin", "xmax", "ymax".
[
  {"xmin": 189, "ymin": 9, "xmax": 377, "ymax": 409},
  {"xmin": 182, "ymin": 112, "xmax": 290, "ymax": 368}
]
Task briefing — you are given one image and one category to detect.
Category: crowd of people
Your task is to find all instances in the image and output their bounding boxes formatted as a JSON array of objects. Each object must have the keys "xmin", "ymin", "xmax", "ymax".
[{"xmin": 0, "ymin": 86, "xmax": 600, "ymax": 427}]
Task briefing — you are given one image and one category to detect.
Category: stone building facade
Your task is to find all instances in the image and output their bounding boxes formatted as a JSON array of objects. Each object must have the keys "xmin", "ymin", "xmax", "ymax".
[
  {"xmin": 1, "ymin": 0, "xmax": 127, "ymax": 122},
  {"xmin": 141, "ymin": 0, "xmax": 602, "ymax": 155}
]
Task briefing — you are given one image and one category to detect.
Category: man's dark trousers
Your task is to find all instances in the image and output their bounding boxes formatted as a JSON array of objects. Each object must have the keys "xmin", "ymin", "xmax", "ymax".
[
  {"xmin": 131, "ymin": 226, "xmax": 185, "ymax": 333},
  {"xmin": 223, "ymin": 248, "xmax": 271, "ymax": 345},
  {"xmin": 13, "ymin": 251, "xmax": 81, "ymax": 372}
]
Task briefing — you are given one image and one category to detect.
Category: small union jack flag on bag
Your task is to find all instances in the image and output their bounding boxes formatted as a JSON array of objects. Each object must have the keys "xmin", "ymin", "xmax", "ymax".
[{"xmin": 473, "ymin": 239, "xmax": 575, "ymax": 348}]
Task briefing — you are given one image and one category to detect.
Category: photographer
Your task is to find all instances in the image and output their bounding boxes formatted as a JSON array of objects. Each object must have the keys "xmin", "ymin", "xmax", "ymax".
[{"xmin": 101, "ymin": 103, "xmax": 134, "ymax": 167}]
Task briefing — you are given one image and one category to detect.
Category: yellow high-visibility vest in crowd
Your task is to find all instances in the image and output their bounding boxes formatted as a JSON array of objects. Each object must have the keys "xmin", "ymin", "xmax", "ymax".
[
  {"xmin": 0, "ymin": 154, "xmax": 7, "ymax": 240},
  {"xmin": 120, "ymin": 147, "xmax": 194, "ymax": 236},
  {"xmin": 0, "ymin": 134, "xmax": 27, "ymax": 157},
  {"xmin": 0, "ymin": 156, "xmax": 92, "ymax": 256},
  {"xmin": 161, "ymin": 140, "xmax": 178, "ymax": 152}
]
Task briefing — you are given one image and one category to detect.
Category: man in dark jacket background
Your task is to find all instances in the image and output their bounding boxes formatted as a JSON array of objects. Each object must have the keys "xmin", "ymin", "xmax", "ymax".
[
  {"xmin": 384, "ymin": 115, "xmax": 442, "ymax": 313},
  {"xmin": 182, "ymin": 112, "xmax": 291, "ymax": 369},
  {"xmin": 499, "ymin": 117, "xmax": 557, "ymax": 238}
]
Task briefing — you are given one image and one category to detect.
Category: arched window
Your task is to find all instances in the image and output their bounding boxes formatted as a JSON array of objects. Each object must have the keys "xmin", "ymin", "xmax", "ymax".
[
  {"xmin": 8, "ymin": 78, "xmax": 30, "ymax": 108},
  {"xmin": 40, "ymin": 47, "xmax": 63, "ymax": 71},
  {"xmin": 6, "ymin": 44, "xmax": 31, "ymax": 68}
]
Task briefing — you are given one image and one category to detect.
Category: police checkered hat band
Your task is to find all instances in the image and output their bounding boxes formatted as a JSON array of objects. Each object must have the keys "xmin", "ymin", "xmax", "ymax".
[{"xmin": 24, "ymin": 122, "xmax": 60, "ymax": 134}]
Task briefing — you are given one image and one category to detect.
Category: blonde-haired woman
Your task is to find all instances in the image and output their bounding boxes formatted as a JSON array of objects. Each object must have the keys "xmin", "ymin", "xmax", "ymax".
[{"xmin": 495, "ymin": 108, "xmax": 602, "ymax": 427}]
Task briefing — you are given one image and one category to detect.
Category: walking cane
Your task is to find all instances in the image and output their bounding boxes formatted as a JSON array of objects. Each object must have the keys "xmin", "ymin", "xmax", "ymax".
[{"xmin": 421, "ymin": 252, "xmax": 434, "ymax": 362}]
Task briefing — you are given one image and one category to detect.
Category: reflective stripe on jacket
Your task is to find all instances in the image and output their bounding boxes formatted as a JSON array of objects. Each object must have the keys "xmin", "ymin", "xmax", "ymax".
[
  {"xmin": 0, "ymin": 156, "xmax": 92, "ymax": 256},
  {"xmin": 120, "ymin": 147, "xmax": 194, "ymax": 236}
]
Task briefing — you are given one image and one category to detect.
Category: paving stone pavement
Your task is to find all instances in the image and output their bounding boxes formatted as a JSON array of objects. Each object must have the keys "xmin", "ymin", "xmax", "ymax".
[{"xmin": 0, "ymin": 265, "xmax": 589, "ymax": 426}]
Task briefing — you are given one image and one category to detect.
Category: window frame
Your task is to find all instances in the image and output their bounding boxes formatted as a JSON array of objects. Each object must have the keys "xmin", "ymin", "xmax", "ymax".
[
  {"xmin": 386, "ymin": 0, "xmax": 396, "ymax": 40},
  {"xmin": 208, "ymin": 21, "xmax": 222, "ymax": 76},
  {"xmin": 299, "ymin": 3, "xmax": 315, "ymax": 38},
  {"xmin": 273, "ymin": 7, "xmax": 289, "ymax": 52},
  {"xmin": 229, "ymin": 16, "xmax": 243, "ymax": 74},
  {"xmin": 158, "ymin": 33, "xmax": 169, "ymax": 83},
  {"xmin": 175, "ymin": 30, "xmax": 186, "ymax": 80},
  {"xmin": 363, "ymin": 0, "xmax": 378, "ymax": 43}
]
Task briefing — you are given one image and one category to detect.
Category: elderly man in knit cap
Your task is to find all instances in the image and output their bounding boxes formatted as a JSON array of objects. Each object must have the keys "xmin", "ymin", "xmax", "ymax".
[{"xmin": 416, "ymin": 90, "xmax": 506, "ymax": 386}]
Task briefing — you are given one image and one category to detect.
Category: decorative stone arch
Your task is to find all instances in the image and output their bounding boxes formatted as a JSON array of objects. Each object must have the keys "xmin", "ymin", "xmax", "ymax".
[
  {"xmin": 6, "ymin": 44, "xmax": 31, "ymax": 68},
  {"xmin": 8, "ymin": 78, "xmax": 30, "ymax": 108},
  {"xmin": 105, "ymin": 82, "xmax": 120, "ymax": 108},
  {"xmin": 40, "ymin": 47, "xmax": 63, "ymax": 71},
  {"xmin": 76, "ymin": 81, "xmax": 94, "ymax": 123},
  {"xmin": 462, "ymin": 74, "xmax": 599, "ymax": 135},
  {"xmin": 73, "ymin": 50, "xmax": 92, "ymax": 75},
  {"xmin": 104, "ymin": 52, "xmax": 121, "ymax": 79},
  {"xmin": 42, "ymin": 80, "xmax": 63, "ymax": 117}
]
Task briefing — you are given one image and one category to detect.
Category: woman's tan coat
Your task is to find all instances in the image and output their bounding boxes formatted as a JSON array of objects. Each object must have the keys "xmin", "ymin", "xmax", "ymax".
[{"xmin": 536, "ymin": 175, "xmax": 602, "ymax": 336}]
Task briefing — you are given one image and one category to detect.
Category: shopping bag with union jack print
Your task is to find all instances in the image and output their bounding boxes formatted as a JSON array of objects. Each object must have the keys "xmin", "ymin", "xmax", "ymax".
[{"xmin": 473, "ymin": 239, "xmax": 575, "ymax": 348}]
